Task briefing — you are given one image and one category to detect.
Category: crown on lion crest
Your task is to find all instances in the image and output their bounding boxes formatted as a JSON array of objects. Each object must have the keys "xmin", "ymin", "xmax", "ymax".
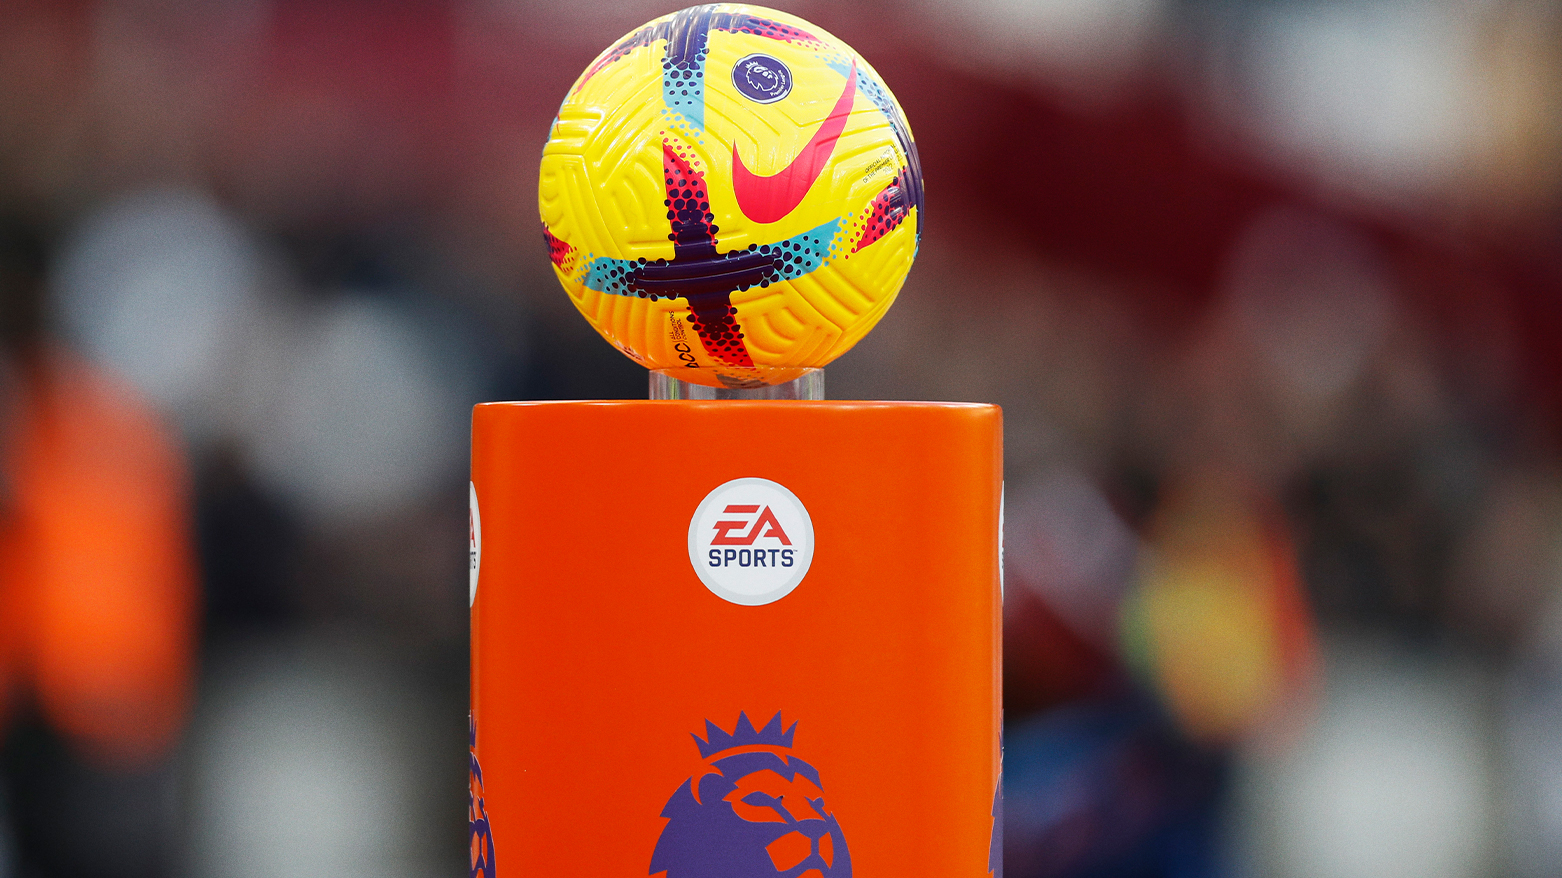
[{"xmin": 694, "ymin": 711, "xmax": 797, "ymax": 759}]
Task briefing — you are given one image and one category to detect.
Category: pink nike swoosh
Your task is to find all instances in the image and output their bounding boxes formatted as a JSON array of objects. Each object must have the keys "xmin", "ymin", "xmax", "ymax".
[{"xmin": 731, "ymin": 61, "xmax": 858, "ymax": 225}]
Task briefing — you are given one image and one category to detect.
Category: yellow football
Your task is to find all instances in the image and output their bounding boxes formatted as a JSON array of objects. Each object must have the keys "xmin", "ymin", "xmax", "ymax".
[{"xmin": 539, "ymin": 4, "xmax": 922, "ymax": 388}]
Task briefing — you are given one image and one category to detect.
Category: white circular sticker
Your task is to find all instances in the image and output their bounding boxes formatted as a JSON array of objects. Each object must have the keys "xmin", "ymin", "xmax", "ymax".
[
  {"xmin": 469, "ymin": 481, "xmax": 481, "ymax": 607},
  {"xmin": 688, "ymin": 477, "xmax": 814, "ymax": 606}
]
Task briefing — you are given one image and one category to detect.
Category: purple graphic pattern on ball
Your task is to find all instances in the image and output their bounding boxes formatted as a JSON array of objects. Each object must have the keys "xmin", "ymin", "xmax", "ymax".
[{"xmin": 651, "ymin": 712, "xmax": 851, "ymax": 878}]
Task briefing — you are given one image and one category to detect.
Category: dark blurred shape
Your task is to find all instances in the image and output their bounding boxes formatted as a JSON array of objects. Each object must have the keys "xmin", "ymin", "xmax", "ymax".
[
  {"xmin": 196, "ymin": 443, "xmax": 301, "ymax": 634},
  {"xmin": 3, "ymin": 717, "xmax": 177, "ymax": 878},
  {"xmin": 1003, "ymin": 698, "xmax": 1227, "ymax": 878},
  {"xmin": 1005, "ymin": 588, "xmax": 1115, "ymax": 717},
  {"xmin": 518, "ymin": 308, "xmax": 651, "ymax": 401},
  {"xmin": 0, "ymin": 221, "xmax": 47, "ymax": 356},
  {"xmin": 1004, "ymin": 469, "xmax": 1139, "ymax": 716},
  {"xmin": 1291, "ymin": 461, "xmax": 1454, "ymax": 634}
]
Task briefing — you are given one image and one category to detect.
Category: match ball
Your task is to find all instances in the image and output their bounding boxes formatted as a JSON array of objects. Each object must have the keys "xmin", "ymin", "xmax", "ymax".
[{"xmin": 539, "ymin": 4, "xmax": 922, "ymax": 388}]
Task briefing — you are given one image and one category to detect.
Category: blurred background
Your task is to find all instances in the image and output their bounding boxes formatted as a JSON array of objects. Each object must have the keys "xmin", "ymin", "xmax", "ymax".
[{"xmin": 0, "ymin": 0, "xmax": 1559, "ymax": 875}]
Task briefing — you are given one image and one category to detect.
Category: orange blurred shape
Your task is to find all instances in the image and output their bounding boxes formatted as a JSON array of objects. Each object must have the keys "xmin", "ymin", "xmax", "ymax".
[
  {"xmin": 1120, "ymin": 472, "xmax": 1316, "ymax": 744},
  {"xmin": 0, "ymin": 349, "xmax": 196, "ymax": 767}
]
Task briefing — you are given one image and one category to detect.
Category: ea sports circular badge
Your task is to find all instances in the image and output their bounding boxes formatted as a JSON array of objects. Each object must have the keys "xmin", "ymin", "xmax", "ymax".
[
  {"xmin": 689, "ymin": 477, "xmax": 813, "ymax": 605},
  {"xmin": 469, "ymin": 482, "xmax": 481, "ymax": 608}
]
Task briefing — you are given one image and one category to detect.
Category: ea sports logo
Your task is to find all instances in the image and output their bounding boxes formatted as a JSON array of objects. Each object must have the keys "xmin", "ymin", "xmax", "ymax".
[{"xmin": 689, "ymin": 478, "xmax": 814, "ymax": 606}]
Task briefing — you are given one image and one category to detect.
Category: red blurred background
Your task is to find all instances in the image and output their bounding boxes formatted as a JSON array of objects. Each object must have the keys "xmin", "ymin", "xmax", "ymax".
[{"xmin": 0, "ymin": 1, "xmax": 1559, "ymax": 876}]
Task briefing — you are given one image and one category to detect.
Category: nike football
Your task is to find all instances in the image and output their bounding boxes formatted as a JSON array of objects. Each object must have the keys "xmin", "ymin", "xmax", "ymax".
[{"xmin": 539, "ymin": 3, "xmax": 922, "ymax": 388}]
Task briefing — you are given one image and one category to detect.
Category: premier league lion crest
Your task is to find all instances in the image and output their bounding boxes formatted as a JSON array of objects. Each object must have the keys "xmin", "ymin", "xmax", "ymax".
[
  {"xmin": 651, "ymin": 712, "xmax": 851, "ymax": 878},
  {"xmin": 470, "ymin": 715, "xmax": 496, "ymax": 878}
]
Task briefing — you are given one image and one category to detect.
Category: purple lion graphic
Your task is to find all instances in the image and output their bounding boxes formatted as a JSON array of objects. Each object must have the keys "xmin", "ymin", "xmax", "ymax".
[
  {"xmin": 469, "ymin": 715, "xmax": 496, "ymax": 878},
  {"xmin": 651, "ymin": 712, "xmax": 851, "ymax": 878}
]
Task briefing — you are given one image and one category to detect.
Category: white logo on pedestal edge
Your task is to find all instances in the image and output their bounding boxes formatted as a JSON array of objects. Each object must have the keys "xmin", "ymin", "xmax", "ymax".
[
  {"xmin": 469, "ymin": 482, "xmax": 481, "ymax": 607},
  {"xmin": 688, "ymin": 478, "xmax": 813, "ymax": 606}
]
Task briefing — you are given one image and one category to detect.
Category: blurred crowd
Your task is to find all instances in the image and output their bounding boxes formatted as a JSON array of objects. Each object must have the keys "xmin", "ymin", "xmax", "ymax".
[{"xmin": 0, "ymin": 0, "xmax": 1560, "ymax": 876}]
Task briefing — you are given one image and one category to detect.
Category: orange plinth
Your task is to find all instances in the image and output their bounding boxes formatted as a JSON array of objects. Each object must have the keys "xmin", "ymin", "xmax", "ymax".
[{"xmin": 470, "ymin": 400, "xmax": 1001, "ymax": 878}]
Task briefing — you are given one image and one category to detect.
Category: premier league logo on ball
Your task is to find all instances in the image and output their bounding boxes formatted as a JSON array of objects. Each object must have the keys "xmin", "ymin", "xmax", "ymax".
[
  {"xmin": 732, "ymin": 53, "xmax": 792, "ymax": 104},
  {"xmin": 651, "ymin": 712, "xmax": 851, "ymax": 878}
]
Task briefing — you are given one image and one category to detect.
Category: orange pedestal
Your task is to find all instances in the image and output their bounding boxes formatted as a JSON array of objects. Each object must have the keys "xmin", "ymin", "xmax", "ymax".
[{"xmin": 470, "ymin": 401, "xmax": 1002, "ymax": 878}]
